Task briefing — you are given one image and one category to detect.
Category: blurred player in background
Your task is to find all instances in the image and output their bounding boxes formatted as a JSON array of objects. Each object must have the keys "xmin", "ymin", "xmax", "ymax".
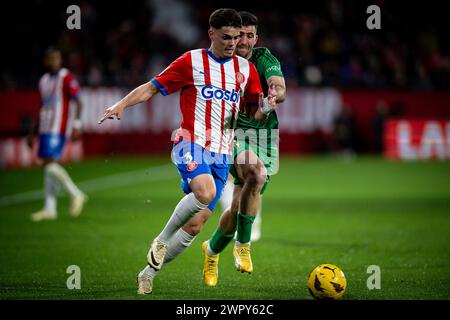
[
  {"xmin": 98, "ymin": 8, "xmax": 276, "ymax": 295},
  {"xmin": 29, "ymin": 47, "xmax": 87, "ymax": 222},
  {"xmin": 202, "ymin": 11, "xmax": 286, "ymax": 286}
]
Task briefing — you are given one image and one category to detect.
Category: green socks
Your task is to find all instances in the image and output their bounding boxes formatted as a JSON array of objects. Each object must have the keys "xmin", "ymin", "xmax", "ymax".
[
  {"xmin": 209, "ymin": 228, "xmax": 234, "ymax": 254},
  {"xmin": 209, "ymin": 212, "xmax": 256, "ymax": 254},
  {"xmin": 236, "ymin": 212, "xmax": 256, "ymax": 244}
]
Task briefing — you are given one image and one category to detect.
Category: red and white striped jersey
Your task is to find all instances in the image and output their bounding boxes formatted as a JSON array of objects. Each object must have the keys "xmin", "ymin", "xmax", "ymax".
[
  {"xmin": 152, "ymin": 48, "xmax": 263, "ymax": 155},
  {"xmin": 38, "ymin": 68, "xmax": 80, "ymax": 136}
]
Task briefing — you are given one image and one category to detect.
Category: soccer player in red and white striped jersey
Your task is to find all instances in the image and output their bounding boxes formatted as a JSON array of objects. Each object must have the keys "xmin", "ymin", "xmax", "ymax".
[
  {"xmin": 30, "ymin": 47, "xmax": 87, "ymax": 222},
  {"xmin": 98, "ymin": 8, "xmax": 276, "ymax": 295},
  {"xmin": 151, "ymin": 46, "xmax": 260, "ymax": 155}
]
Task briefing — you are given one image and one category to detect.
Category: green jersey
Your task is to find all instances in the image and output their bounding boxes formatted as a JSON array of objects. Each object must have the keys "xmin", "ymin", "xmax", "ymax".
[
  {"xmin": 236, "ymin": 47, "xmax": 284, "ymax": 130},
  {"xmin": 231, "ymin": 47, "xmax": 284, "ymax": 183}
]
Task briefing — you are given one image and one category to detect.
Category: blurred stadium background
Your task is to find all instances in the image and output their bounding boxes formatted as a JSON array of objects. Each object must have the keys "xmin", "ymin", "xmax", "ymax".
[
  {"xmin": 0, "ymin": 0, "xmax": 449, "ymax": 300},
  {"xmin": 1, "ymin": 0, "xmax": 450, "ymax": 163}
]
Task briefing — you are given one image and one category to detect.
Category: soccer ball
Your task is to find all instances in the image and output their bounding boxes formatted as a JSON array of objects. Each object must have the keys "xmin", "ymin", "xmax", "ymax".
[{"xmin": 307, "ymin": 264, "xmax": 347, "ymax": 300}]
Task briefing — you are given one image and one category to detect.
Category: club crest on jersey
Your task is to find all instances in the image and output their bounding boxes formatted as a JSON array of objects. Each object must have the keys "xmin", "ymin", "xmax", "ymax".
[
  {"xmin": 201, "ymin": 85, "xmax": 240, "ymax": 103},
  {"xmin": 187, "ymin": 161, "xmax": 198, "ymax": 172},
  {"xmin": 235, "ymin": 72, "xmax": 245, "ymax": 84}
]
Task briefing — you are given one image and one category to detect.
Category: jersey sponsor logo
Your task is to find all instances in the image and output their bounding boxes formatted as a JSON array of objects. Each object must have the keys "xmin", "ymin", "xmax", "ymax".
[
  {"xmin": 235, "ymin": 72, "xmax": 245, "ymax": 84},
  {"xmin": 266, "ymin": 65, "xmax": 281, "ymax": 73},
  {"xmin": 201, "ymin": 85, "xmax": 240, "ymax": 103}
]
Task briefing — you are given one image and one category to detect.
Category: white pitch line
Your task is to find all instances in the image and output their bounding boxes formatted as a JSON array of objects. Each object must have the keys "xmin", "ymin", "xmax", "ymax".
[{"xmin": 0, "ymin": 163, "xmax": 177, "ymax": 207}]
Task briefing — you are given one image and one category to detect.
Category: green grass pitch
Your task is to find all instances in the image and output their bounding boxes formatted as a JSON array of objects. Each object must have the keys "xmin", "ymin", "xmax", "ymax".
[{"xmin": 0, "ymin": 156, "xmax": 449, "ymax": 300}]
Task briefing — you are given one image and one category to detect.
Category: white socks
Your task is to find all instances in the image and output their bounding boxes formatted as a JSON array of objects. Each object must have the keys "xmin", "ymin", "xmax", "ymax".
[
  {"xmin": 143, "ymin": 228, "xmax": 196, "ymax": 277},
  {"xmin": 140, "ymin": 192, "xmax": 208, "ymax": 279},
  {"xmin": 157, "ymin": 193, "xmax": 207, "ymax": 243},
  {"xmin": 46, "ymin": 162, "xmax": 81, "ymax": 198},
  {"xmin": 206, "ymin": 243, "xmax": 218, "ymax": 256},
  {"xmin": 44, "ymin": 167, "xmax": 58, "ymax": 215},
  {"xmin": 43, "ymin": 162, "xmax": 82, "ymax": 216},
  {"xmin": 164, "ymin": 228, "xmax": 196, "ymax": 264}
]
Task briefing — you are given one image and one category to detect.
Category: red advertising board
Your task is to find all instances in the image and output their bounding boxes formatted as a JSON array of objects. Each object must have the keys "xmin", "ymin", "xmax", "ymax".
[
  {"xmin": 1, "ymin": 88, "xmax": 449, "ymax": 167},
  {"xmin": 384, "ymin": 119, "xmax": 450, "ymax": 160}
]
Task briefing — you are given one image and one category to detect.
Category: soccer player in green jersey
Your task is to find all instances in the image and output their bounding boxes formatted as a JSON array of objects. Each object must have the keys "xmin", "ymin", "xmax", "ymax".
[
  {"xmin": 220, "ymin": 11, "xmax": 286, "ymax": 242},
  {"xmin": 201, "ymin": 11, "xmax": 286, "ymax": 286}
]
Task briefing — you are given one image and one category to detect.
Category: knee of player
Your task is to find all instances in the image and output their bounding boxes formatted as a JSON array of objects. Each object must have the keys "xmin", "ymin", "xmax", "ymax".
[
  {"xmin": 244, "ymin": 164, "xmax": 267, "ymax": 189},
  {"xmin": 194, "ymin": 188, "xmax": 216, "ymax": 205}
]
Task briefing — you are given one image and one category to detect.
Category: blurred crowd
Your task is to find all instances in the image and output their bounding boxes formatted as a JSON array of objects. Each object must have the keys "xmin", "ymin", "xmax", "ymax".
[{"xmin": 2, "ymin": 0, "xmax": 449, "ymax": 89}]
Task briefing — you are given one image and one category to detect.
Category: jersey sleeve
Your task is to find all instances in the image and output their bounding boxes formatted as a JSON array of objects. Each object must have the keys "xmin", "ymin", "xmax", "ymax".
[
  {"xmin": 151, "ymin": 51, "xmax": 193, "ymax": 96},
  {"xmin": 239, "ymin": 62, "xmax": 263, "ymax": 118},
  {"xmin": 260, "ymin": 48, "xmax": 284, "ymax": 80},
  {"xmin": 243, "ymin": 61, "xmax": 263, "ymax": 105},
  {"xmin": 63, "ymin": 72, "xmax": 80, "ymax": 99}
]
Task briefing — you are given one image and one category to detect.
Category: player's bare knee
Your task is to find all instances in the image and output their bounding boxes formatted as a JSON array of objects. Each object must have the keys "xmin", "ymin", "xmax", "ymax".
[
  {"xmin": 244, "ymin": 164, "xmax": 266, "ymax": 190},
  {"xmin": 191, "ymin": 175, "xmax": 216, "ymax": 204},
  {"xmin": 194, "ymin": 188, "xmax": 216, "ymax": 205}
]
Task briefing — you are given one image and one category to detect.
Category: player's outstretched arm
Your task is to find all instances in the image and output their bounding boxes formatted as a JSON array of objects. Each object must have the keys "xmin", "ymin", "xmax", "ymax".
[
  {"xmin": 254, "ymin": 83, "xmax": 277, "ymax": 122},
  {"xmin": 98, "ymin": 81, "xmax": 159, "ymax": 124}
]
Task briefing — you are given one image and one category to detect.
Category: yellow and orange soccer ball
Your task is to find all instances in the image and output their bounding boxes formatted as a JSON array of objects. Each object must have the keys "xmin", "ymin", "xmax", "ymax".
[{"xmin": 307, "ymin": 264, "xmax": 347, "ymax": 300}]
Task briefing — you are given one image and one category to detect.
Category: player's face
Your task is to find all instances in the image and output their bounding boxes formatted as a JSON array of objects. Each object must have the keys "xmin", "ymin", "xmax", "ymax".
[
  {"xmin": 236, "ymin": 25, "xmax": 258, "ymax": 59},
  {"xmin": 44, "ymin": 51, "xmax": 62, "ymax": 72},
  {"xmin": 209, "ymin": 27, "xmax": 241, "ymax": 58}
]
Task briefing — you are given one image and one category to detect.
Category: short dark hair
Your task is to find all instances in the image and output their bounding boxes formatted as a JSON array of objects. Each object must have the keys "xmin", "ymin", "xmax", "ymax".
[
  {"xmin": 209, "ymin": 8, "xmax": 242, "ymax": 29},
  {"xmin": 239, "ymin": 11, "xmax": 258, "ymax": 30},
  {"xmin": 44, "ymin": 46, "xmax": 61, "ymax": 56}
]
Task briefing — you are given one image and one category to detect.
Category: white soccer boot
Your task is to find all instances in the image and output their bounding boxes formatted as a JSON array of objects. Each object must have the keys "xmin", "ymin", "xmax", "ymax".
[
  {"xmin": 137, "ymin": 272, "xmax": 153, "ymax": 295},
  {"xmin": 70, "ymin": 192, "xmax": 87, "ymax": 217},
  {"xmin": 147, "ymin": 239, "xmax": 168, "ymax": 271},
  {"xmin": 31, "ymin": 208, "xmax": 57, "ymax": 222}
]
